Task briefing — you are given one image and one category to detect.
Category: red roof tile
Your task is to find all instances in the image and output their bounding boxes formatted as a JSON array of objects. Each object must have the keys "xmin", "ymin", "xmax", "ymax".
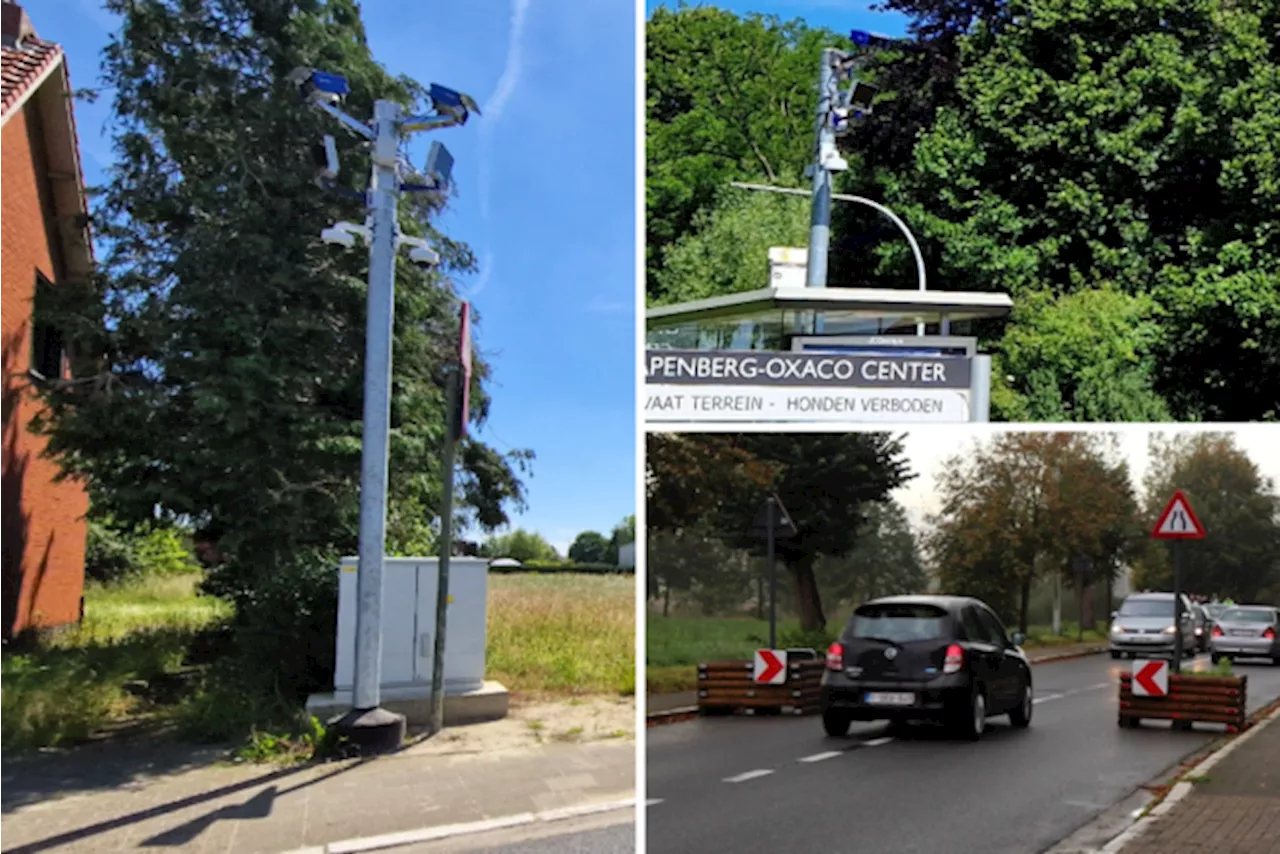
[{"xmin": 1, "ymin": 34, "xmax": 62, "ymax": 121}]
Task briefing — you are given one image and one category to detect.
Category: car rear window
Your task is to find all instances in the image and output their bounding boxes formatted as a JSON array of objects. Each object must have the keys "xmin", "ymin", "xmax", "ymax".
[
  {"xmin": 846, "ymin": 603, "xmax": 950, "ymax": 643},
  {"xmin": 1118, "ymin": 599, "xmax": 1175, "ymax": 617},
  {"xmin": 1220, "ymin": 608, "xmax": 1275, "ymax": 624}
]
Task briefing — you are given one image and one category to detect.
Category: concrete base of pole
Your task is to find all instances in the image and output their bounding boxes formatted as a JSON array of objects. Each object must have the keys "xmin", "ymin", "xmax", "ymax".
[{"xmin": 332, "ymin": 706, "xmax": 406, "ymax": 756}]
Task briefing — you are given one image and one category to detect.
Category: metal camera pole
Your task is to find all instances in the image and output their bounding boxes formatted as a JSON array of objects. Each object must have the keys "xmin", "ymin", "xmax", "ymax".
[
  {"xmin": 293, "ymin": 68, "xmax": 478, "ymax": 754},
  {"xmin": 806, "ymin": 48, "xmax": 838, "ymax": 291}
]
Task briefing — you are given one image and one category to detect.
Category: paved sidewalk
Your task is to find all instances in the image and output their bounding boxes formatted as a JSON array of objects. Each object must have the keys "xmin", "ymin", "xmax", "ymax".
[
  {"xmin": 1, "ymin": 738, "xmax": 634, "ymax": 854},
  {"xmin": 1117, "ymin": 713, "xmax": 1280, "ymax": 853}
]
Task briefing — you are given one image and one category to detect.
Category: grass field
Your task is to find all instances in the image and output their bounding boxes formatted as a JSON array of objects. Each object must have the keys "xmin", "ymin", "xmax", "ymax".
[
  {"xmin": 2, "ymin": 571, "xmax": 634, "ymax": 752},
  {"xmin": 486, "ymin": 573, "xmax": 635, "ymax": 698},
  {"xmin": 646, "ymin": 614, "xmax": 1107, "ymax": 694},
  {"xmin": 1, "ymin": 575, "xmax": 231, "ymax": 750}
]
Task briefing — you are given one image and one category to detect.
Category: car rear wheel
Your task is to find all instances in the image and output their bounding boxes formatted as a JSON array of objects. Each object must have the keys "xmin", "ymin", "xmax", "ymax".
[
  {"xmin": 1008, "ymin": 683, "xmax": 1032, "ymax": 728},
  {"xmin": 952, "ymin": 687, "xmax": 986, "ymax": 741},
  {"xmin": 1211, "ymin": 653, "xmax": 1223, "ymax": 665},
  {"xmin": 822, "ymin": 709, "xmax": 851, "ymax": 737},
  {"xmin": 1110, "ymin": 651, "xmax": 1121, "ymax": 660}
]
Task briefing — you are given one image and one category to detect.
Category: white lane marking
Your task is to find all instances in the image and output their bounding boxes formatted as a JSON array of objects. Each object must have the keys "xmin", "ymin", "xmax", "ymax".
[
  {"xmin": 863, "ymin": 737, "xmax": 894, "ymax": 747},
  {"xmin": 645, "ymin": 799, "xmax": 663, "ymax": 806},
  {"xmin": 723, "ymin": 769, "xmax": 774, "ymax": 783},
  {"xmin": 799, "ymin": 751, "xmax": 843, "ymax": 763},
  {"xmin": 1034, "ymin": 682, "xmax": 1112, "ymax": 705}
]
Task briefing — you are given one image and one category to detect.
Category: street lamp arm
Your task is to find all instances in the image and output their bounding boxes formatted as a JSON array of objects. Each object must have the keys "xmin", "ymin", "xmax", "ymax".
[{"xmin": 729, "ymin": 181, "xmax": 927, "ymax": 297}]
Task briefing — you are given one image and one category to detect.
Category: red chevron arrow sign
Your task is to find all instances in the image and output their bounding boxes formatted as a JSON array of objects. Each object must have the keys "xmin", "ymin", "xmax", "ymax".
[
  {"xmin": 753, "ymin": 649, "xmax": 787, "ymax": 685},
  {"xmin": 1132, "ymin": 659, "xmax": 1169, "ymax": 697}
]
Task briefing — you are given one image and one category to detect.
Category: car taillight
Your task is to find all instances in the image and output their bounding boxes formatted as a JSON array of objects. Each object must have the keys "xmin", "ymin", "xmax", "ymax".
[
  {"xmin": 943, "ymin": 643, "xmax": 964, "ymax": 675},
  {"xmin": 1264, "ymin": 627, "xmax": 1276, "ymax": 640},
  {"xmin": 1212, "ymin": 625, "xmax": 1224, "ymax": 638},
  {"xmin": 826, "ymin": 642, "xmax": 844, "ymax": 670}
]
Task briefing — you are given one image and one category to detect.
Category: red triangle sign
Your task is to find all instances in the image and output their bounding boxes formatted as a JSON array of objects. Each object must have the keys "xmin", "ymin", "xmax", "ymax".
[{"xmin": 1151, "ymin": 489, "xmax": 1206, "ymax": 540}]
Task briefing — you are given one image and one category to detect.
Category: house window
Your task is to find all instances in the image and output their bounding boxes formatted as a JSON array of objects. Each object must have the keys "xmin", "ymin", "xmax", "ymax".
[{"xmin": 30, "ymin": 275, "xmax": 65, "ymax": 381}]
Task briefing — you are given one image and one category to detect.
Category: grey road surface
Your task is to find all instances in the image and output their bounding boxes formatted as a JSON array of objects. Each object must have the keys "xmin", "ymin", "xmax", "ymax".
[
  {"xmin": 646, "ymin": 654, "xmax": 1280, "ymax": 854},
  {"xmin": 386, "ymin": 809, "xmax": 634, "ymax": 853}
]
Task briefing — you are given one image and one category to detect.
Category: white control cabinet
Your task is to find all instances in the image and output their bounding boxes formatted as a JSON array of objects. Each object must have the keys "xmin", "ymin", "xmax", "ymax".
[{"xmin": 332, "ymin": 556, "xmax": 489, "ymax": 695}]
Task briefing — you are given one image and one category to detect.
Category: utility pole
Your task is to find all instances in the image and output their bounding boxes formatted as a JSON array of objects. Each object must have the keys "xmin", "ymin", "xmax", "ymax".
[
  {"xmin": 289, "ymin": 68, "xmax": 479, "ymax": 754},
  {"xmin": 805, "ymin": 48, "xmax": 840, "ymax": 290}
]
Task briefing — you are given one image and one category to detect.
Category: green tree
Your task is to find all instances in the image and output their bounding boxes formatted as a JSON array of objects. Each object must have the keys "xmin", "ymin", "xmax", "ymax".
[
  {"xmin": 481, "ymin": 529, "xmax": 559, "ymax": 562},
  {"xmin": 605, "ymin": 514, "xmax": 637, "ymax": 564},
  {"xmin": 928, "ymin": 432, "xmax": 1136, "ymax": 633},
  {"xmin": 820, "ymin": 499, "xmax": 928, "ymax": 611},
  {"xmin": 568, "ymin": 531, "xmax": 610, "ymax": 564},
  {"xmin": 34, "ymin": 0, "xmax": 529, "ymax": 717},
  {"xmin": 646, "ymin": 6, "xmax": 842, "ymax": 302},
  {"xmin": 654, "ymin": 189, "xmax": 810, "ymax": 306},
  {"xmin": 1131, "ymin": 433, "xmax": 1280, "ymax": 601},
  {"xmin": 885, "ymin": 0, "xmax": 1280, "ymax": 421},
  {"xmin": 646, "ymin": 432, "xmax": 913, "ymax": 630}
]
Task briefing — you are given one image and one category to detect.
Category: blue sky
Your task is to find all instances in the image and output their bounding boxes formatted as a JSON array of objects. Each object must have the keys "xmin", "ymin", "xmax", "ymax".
[
  {"xmin": 37, "ymin": 0, "xmax": 636, "ymax": 555},
  {"xmin": 645, "ymin": 1, "xmax": 912, "ymax": 35}
]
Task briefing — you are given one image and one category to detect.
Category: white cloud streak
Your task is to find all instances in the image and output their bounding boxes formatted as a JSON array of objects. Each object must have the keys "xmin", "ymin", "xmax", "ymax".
[{"xmin": 476, "ymin": 0, "xmax": 531, "ymax": 223}]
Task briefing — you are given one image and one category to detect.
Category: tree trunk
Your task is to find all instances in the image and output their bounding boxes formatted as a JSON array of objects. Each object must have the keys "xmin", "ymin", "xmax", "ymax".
[
  {"xmin": 662, "ymin": 582, "xmax": 670, "ymax": 617},
  {"xmin": 1019, "ymin": 575, "xmax": 1032, "ymax": 635},
  {"xmin": 755, "ymin": 575, "xmax": 764, "ymax": 621},
  {"xmin": 1082, "ymin": 583, "xmax": 1096, "ymax": 633},
  {"xmin": 790, "ymin": 554, "xmax": 826, "ymax": 631}
]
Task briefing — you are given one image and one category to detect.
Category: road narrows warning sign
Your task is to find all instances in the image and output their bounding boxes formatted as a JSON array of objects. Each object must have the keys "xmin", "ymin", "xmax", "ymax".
[
  {"xmin": 1132, "ymin": 659, "xmax": 1169, "ymax": 697},
  {"xmin": 754, "ymin": 649, "xmax": 787, "ymax": 685},
  {"xmin": 1151, "ymin": 489, "xmax": 1207, "ymax": 540}
]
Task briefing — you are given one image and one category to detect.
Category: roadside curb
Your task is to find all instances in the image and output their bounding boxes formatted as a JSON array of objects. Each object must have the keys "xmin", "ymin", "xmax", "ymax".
[
  {"xmin": 276, "ymin": 795, "xmax": 636, "ymax": 854},
  {"xmin": 644, "ymin": 646, "xmax": 1107, "ymax": 725},
  {"xmin": 1097, "ymin": 701, "xmax": 1280, "ymax": 854},
  {"xmin": 646, "ymin": 707, "xmax": 699, "ymax": 727}
]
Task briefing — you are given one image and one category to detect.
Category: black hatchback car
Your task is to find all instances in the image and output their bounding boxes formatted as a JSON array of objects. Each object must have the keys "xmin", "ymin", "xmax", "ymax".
[{"xmin": 820, "ymin": 595, "xmax": 1033, "ymax": 741}]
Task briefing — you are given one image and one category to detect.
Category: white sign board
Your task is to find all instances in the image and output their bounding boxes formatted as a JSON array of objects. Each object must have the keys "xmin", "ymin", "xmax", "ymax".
[
  {"xmin": 644, "ymin": 349, "xmax": 973, "ymax": 425},
  {"xmin": 753, "ymin": 649, "xmax": 787, "ymax": 685},
  {"xmin": 1131, "ymin": 659, "xmax": 1169, "ymax": 697}
]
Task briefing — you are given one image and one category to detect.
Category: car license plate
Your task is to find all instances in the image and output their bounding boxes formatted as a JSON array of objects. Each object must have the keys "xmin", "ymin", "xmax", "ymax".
[
  {"xmin": 865, "ymin": 692, "xmax": 914, "ymax": 706},
  {"xmin": 1230, "ymin": 630, "xmax": 1252, "ymax": 637}
]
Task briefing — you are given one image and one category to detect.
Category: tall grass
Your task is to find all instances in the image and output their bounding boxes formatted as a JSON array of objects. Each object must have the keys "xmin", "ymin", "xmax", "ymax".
[
  {"xmin": 1, "ymin": 575, "xmax": 230, "ymax": 750},
  {"xmin": 487, "ymin": 573, "xmax": 635, "ymax": 696}
]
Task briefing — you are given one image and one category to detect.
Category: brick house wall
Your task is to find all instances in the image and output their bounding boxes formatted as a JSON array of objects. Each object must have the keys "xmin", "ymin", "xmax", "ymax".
[{"xmin": 2, "ymin": 2, "xmax": 91, "ymax": 639}]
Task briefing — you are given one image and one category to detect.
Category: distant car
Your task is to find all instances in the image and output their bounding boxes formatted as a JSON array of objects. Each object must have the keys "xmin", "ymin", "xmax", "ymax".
[
  {"xmin": 1109, "ymin": 592, "xmax": 1197, "ymax": 660},
  {"xmin": 1209, "ymin": 606, "xmax": 1280, "ymax": 665},
  {"xmin": 819, "ymin": 595, "xmax": 1033, "ymax": 742},
  {"xmin": 1190, "ymin": 604, "xmax": 1210, "ymax": 653}
]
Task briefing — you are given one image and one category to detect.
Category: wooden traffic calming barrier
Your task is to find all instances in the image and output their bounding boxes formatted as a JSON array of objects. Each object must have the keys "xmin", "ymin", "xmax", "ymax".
[
  {"xmin": 696, "ymin": 659, "xmax": 824, "ymax": 717},
  {"xmin": 1117, "ymin": 671, "xmax": 1247, "ymax": 732}
]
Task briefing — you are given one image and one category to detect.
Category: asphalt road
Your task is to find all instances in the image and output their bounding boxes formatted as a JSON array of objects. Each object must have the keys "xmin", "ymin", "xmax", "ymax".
[
  {"xmin": 646, "ymin": 653, "xmax": 1280, "ymax": 854},
  {"xmin": 388, "ymin": 809, "xmax": 634, "ymax": 853}
]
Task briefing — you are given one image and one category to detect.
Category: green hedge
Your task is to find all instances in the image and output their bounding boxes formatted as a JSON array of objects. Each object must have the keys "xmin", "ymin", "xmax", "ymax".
[{"xmin": 495, "ymin": 560, "xmax": 633, "ymax": 575}]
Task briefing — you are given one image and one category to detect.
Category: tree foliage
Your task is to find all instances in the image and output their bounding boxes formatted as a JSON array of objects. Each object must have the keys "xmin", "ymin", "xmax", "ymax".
[
  {"xmin": 646, "ymin": 432, "xmax": 913, "ymax": 629},
  {"xmin": 928, "ymin": 432, "xmax": 1136, "ymax": 632},
  {"xmin": 1131, "ymin": 433, "xmax": 1280, "ymax": 601},
  {"xmin": 480, "ymin": 529, "xmax": 559, "ymax": 563},
  {"xmin": 568, "ymin": 531, "xmax": 611, "ymax": 564},
  {"xmin": 646, "ymin": 6, "xmax": 843, "ymax": 303}
]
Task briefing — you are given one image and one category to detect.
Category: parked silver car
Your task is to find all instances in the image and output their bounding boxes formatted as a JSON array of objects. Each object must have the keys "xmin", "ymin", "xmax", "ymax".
[
  {"xmin": 1209, "ymin": 606, "xmax": 1280, "ymax": 665},
  {"xmin": 1109, "ymin": 592, "xmax": 1197, "ymax": 660}
]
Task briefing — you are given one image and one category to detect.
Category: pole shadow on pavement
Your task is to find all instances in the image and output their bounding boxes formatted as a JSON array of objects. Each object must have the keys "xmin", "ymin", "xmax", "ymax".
[{"xmin": 2, "ymin": 761, "xmax": 364, "ymax": 854}]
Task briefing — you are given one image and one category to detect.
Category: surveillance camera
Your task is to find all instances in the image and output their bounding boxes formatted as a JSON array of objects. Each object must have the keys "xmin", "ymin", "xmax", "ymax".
[
  {"xmin": 287, "ymin": 67, "xmax": 350, "ymax": 106},
  {"xmin": 849, "ymin": 81, "xmax": 878, "ymax": 114},
  {"xmin": 428, "ymin": 83, "xmax": 481, "ymax": 125},
  {"xmin": 320, "ymin": 226, "xmax": 357, "ymax": 248},
  {"xmin": 408, "ymin": 245, "xmax": 441, "ymax": 268}
]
